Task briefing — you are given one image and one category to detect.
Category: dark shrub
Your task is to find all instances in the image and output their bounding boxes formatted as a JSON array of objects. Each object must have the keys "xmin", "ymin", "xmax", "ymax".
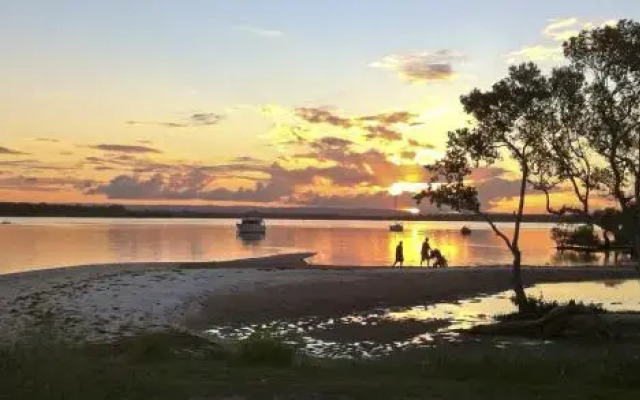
[{"xmin": 499, "ymin": 295, "xmax": 606, "ymax": 321}]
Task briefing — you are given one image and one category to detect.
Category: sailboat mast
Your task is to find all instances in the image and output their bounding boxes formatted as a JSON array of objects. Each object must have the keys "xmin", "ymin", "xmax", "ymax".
[
  {"xmin": 389, "ymin": 192, "xmax": 404, "ymax": 232},
  {"xmin": 393, "ymin": 195, "xmax": 398, "ymax": 222}
]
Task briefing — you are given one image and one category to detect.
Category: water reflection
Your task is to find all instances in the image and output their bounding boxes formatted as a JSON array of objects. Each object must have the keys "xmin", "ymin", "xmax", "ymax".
[
  {"xmin": 237, "ymin": 232, "xmax": 267, "ymax": 245},
  {"xmin": 551, "ymin": 251, "xmax": 598, "ymax": 265},
  {"xmin": 0, "ymin": 217, "xmax": 622, "ymax": 274}
]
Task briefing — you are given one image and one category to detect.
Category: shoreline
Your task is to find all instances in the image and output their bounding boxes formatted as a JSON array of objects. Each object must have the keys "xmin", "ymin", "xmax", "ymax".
[
  {"xmin": 0, "ymin": 251, "xmax": 318, "ymax": 279},
  {"xmin": 0, "ymin": 211, "xmax": 585, "ymax": 223},
  {"xmin": 183, "ymin": 264, "xmax": 640, "ymax": 329},
  {"xmin": 1, "ymin": 257, "xmax": 634, "ymax": 279},
  {"xmin": 1, "ymin": 253, "xmax": 638, "ymax": 343}
]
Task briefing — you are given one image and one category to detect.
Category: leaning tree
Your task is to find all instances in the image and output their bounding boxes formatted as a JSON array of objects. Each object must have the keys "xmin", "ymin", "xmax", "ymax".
[{"xmin": 415, "ymin": 63, "xmax": 551, "ymax": 309}]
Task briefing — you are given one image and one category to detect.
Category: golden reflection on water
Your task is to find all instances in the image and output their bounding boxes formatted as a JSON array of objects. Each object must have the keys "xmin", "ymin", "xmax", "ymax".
[
  {"xmin": 386, "ymin": 295, "xmax": 514, "ymax": 331},
  {"xmin": 204, "ymin": 279, "xmax": 640, "ymax": 359},
  {"xmin": 387, "ymin": 225, "xmax": 463, "ymax": 267},
  {"xmin": 386, "ymin": 280, "xmax": 640, "ymax": 329},
  {"xmin": 0, "ymin": 217, "xmax": 621, "ymax": 274}
]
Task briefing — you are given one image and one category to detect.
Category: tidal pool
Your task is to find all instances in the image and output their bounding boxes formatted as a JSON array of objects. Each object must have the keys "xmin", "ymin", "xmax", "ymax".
[{"xmin": 207, "ymin": 280, "xmax": 640, "ymax": 359}]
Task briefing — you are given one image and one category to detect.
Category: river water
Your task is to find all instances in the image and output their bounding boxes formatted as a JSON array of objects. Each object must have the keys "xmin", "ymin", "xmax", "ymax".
[{"xmin": 0, "ymin": 217, "xmax": 620, "ymax": 274}]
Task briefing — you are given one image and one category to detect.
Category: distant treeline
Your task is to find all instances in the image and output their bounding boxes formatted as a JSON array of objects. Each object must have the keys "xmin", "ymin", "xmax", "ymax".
[
  {"xmin": 0, "ymin": 202, "xmax": 134, "ymax": 217},
  {"xmin": 0, "ymin": 202, "xmax": 586, "ymax": 223}
]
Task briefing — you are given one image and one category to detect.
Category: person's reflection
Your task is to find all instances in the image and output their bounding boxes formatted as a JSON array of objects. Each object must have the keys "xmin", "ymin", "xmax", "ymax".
[{"xmin": 189, "ymin": 237, "xmax": 204, "ymax": 260}]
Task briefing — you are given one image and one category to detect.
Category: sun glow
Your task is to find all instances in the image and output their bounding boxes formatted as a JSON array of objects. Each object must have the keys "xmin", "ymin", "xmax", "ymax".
[
  {"xmin": 388, "ymin": 182, "xmax": 430, "ymax": 196},
  {"xmin": 388, "ymin": 181, "xmax": 443, "ymax": 196},
  {"xmin": 414, "ymin": 148, "xmax": 445, "ymax": 165}
]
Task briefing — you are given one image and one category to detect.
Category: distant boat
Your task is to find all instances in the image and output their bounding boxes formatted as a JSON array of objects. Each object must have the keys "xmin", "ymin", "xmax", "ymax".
[
  {"xmin": 1, "ymin": 220, "xmax": 10, "ymax": 225},
  {"xmin": 389, "ymin": 222, "xmax": 404, "ymax": 232},
  {"xmin": 236, "ymin": 211, "xmax": 266, "ymax": 235},
  {"xmin": 460, "ymin": 226, "xmax": 472, "ymax": 236}
]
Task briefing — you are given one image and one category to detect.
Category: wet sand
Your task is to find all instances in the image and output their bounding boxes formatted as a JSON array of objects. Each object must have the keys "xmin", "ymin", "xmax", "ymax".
[
  {"xmin": 0, "ymin": 253, "xmax": 637, "ymax": 342},
  {"xmin": 185, "ymin": 265, "xmax": 639, "ymax": 328}
]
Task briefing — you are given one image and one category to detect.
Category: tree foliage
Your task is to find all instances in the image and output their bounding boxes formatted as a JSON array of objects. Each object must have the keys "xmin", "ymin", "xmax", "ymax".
[
  {"xmin": 416, "ymin": 20, "xmax": 640, "ymax": 304},
  {"xmin": 416, "ymin": 63, "xmax": 552, "ymax": 308},
  {"xmin": 551, "ymin": 224, "xmax": 601, "ymax": 247},
  {"xmin": 532, "ymin": 20, "xmax": 640, "ymax": 264}
]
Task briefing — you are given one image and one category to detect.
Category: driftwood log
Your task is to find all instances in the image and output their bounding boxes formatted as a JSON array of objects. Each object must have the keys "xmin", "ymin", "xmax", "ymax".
[{"xmin": 467, "ymin": 305, "xmax": 640, "ymax": 340}]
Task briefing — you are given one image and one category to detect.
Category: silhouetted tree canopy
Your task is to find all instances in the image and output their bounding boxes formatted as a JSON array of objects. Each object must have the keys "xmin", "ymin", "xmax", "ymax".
[
  {"xmin": 416, "ymin": 63, "xmax": 551, "ymax": 308},
  {"xmin": 536, "ymin": 19, "xmax": 640, "ymax": 266},
  {"xmin": 416, "ymin": 19, "xmax": 640, "ymax": 305}
]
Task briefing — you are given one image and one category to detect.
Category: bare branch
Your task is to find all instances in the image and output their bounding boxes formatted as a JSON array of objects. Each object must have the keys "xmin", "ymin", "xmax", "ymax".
[{"xmin": 477, "ymin": 210, "xmax": 514, "ymax": 251}]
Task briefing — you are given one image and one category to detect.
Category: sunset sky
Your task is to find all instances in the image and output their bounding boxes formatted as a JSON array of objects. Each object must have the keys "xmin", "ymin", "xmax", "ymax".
[{"xmin": 2, "ymin": 1, "xmax": 639, "ymax": 212}]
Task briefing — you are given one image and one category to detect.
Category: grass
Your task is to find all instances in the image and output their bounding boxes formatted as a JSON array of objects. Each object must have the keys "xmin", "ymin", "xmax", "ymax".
[
  {"xmin": 234, "ymin": 332, "xmax": 296, "ymax": 367},
  {"xmin": 1, "ymin": 330, "xmax": 640, "ymax": 399}
]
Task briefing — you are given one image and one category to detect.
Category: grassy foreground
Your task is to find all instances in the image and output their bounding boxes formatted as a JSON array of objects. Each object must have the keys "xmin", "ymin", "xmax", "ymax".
[{"xmin": 2, "ymin": 330, "xmax": 640, "ymax": 400}]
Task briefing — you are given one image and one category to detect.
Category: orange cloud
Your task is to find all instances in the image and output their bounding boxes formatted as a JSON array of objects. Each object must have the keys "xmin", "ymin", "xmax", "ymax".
[{"xmin": 295, "ymin": 107, "xmax": 354, "ymax": 128}]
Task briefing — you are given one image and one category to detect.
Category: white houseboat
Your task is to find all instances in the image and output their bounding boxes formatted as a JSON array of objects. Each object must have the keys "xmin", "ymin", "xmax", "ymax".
[{"xmin": 236, "ymin": 211, "xmax": 266, "ymax": 235}]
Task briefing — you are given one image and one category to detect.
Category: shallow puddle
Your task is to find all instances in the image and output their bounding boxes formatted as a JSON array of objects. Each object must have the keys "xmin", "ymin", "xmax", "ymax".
[{"xmin": 207, "ymin": 280, "xmax": 640, "ymax": 359}]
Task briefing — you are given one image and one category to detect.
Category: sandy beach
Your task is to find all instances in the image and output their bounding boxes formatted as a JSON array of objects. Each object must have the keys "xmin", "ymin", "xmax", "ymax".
[{"xmin": 0, "ymin": 253, "xmax": 637, "ymax": 342}]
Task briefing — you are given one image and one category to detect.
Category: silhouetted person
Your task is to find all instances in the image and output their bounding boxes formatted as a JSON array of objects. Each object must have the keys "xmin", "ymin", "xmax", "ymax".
[
  {"xmin": 430, "ymin": 249, "xmax": 447, "ymax": 268},
  {"xmin": 420, "ymin": 237, "xmax": 431, "ymax": 266},
  {"xmin": 393, "ymin": 241, "xmax": 404, "ymax": 267}
]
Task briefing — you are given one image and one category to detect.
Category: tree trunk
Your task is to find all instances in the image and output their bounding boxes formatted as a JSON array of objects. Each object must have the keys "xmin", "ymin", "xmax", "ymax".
[
  {"xmin": 511, "ymin": 165, "xmax": 529, "ymax": 312},
  {"xmin": 511, "ymin": 248, "xmax": 528, "ymax": 310},
  {"xmin": 635, "ymin": 181, "xmax": 640, "ymax": 274},
  {"xmin": 602, "ymin": 230, "xmax": 611, "ymax": 248},
  {"xmin": 634, "ymin": 207, "xmax": 640, "ymax": 273},
  {"xmin": 634, "ymin": 235, "xmax": 640, "ymax": 274},
  {"xmin": 634, "ymin": 169, "xmax": 640, "ymax": 274}
]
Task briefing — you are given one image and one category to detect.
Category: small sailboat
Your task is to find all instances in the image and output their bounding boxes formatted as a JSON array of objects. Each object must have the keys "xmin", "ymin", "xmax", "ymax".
[
  {"xmin": 236, "ymin": 211, "xmax": 266, "ymax": 235},
  {"xmin": 389, "ymin": 195, "xmax": 404, "ymax": 232}
]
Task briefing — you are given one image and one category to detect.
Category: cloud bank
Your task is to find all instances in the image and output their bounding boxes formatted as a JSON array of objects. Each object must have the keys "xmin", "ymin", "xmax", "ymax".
[
  {"xmin": 88, "ymin": 144, "xmax": 162, "ymax": 154},
  {"xmin": 0, "ymin": 146, "xmax": 28, "ymax": 155},
  {"xmin": 126, "ymin": 112, "xmax": 225, "ymax": 129},
  {"xmin": 504, "ymin": 17, "xmax": 617, "ymax": 64}
]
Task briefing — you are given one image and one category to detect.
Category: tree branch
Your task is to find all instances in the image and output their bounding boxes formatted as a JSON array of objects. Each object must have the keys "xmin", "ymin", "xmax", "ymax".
[
  {"xmin": 512, "ymin": 166, "xmax": 528, "ymax": 249},
  {"xmin": 477, "ymin": 210, "xmax": 513, "ymax": 251}
]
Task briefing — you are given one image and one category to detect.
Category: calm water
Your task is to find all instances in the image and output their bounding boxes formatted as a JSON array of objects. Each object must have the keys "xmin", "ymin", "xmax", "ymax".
[{"xmin": 0, "ymin": 217, "xmax": 619, "ymax": 274}]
